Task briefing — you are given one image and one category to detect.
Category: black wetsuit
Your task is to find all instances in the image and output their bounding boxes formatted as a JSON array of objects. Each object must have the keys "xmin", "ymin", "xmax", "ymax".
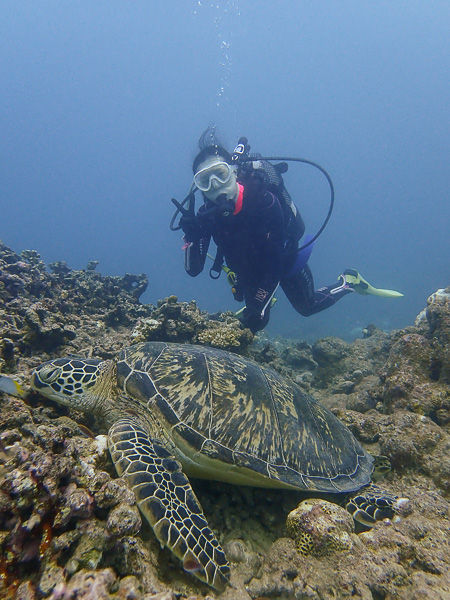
[{"xmin": 184, "ymin": 183, "xmax": 352, "ymax": 333}]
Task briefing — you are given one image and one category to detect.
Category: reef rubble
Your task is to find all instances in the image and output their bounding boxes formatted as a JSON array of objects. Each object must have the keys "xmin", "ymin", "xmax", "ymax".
[{"xmin": 0, "ymin": 240, "xmax": 449, "ymax": 600}]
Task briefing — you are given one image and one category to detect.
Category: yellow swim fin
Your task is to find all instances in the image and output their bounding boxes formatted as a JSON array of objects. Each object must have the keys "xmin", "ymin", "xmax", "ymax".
[{"xmin": 342, "ymin": 269, "xmax": 404, "ymax": 298}]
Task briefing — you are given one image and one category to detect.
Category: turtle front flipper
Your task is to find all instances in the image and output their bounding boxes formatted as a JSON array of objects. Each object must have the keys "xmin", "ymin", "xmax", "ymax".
[
  {"xmin": 108, "ymin": 418, "xmax": 230, "ymax": 591},
  {"xmin": 346, "ymin": 484, "xmax": 408, "ymax": 527}
]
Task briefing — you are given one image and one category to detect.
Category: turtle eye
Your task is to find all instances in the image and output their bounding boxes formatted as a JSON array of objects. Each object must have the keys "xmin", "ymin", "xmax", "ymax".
[{"xmin": 36, "ymin": 365, "xmax": 62, "ymax": 385}]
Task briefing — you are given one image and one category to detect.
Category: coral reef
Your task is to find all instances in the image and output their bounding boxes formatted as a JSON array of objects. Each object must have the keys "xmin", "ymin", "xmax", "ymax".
[
  {"xmin": 0, "ymin": 239, "xmax": 449, "ymax": 599},
  {"xmin": 0, "ymin": 241, "xmax": 253, "ymax": 377},
  {"xmin": 0, "ymin": 241, "xmax": 154, "ymax": 375},
  {"xmin": 131, "ymin": 296, "xmax": 253, "ymax": 353}
]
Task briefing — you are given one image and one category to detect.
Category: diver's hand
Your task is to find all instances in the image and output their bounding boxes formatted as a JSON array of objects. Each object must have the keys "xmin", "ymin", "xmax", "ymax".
[
  {"xmin": 215, "ymin": 194, "xmax": 235, "ymax": 220},
  {"xmin": 179, "ymin": 214, "xmax": 201, "ymax": 241},
  {"xmin": 194, "ymin": 195, "xmax": 235, "ymax": 224}
]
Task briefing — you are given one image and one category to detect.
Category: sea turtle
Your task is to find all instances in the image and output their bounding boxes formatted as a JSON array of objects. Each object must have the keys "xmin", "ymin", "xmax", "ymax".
[{"xmin": 29, "ymin": 341, "xmax": 403, "ymax": 590}]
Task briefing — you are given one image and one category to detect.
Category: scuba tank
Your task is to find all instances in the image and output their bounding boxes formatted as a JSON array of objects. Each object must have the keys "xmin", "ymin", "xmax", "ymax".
[
  {"xmin": 231, "ymin": 137, "xmax": 305, "ymax": 253},
  {"xmin": 230, "ymin": 136, "xmax": 334, "ymax": 253}
]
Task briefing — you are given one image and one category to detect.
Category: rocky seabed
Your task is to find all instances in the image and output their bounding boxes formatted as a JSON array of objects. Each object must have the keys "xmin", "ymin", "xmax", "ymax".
[{"xmin": 0, "ymin": 240, "xmax": 449, "ymax": 600}]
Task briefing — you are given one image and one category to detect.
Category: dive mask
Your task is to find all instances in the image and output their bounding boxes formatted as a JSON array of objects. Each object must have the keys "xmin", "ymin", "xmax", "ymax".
[{"xmin": 193, "ymin": 161, "xmax": 234, "ymax": 192}]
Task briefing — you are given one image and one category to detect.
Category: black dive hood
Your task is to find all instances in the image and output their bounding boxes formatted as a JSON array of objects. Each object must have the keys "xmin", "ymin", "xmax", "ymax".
[{"xmin": 170, "ymin": 141, "xmax": 334, "ymax": 253}]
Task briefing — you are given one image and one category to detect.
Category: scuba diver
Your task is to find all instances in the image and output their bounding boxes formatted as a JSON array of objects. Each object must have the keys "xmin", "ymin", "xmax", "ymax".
[{"xmin": 171, "ymin": 130, "xmax": 403, "ymax": 334}]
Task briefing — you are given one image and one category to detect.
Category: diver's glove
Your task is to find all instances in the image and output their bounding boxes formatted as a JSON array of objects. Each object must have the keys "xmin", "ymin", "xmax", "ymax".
[
  {"xmin": 179, "ymin": 214, "xmax": 201, "ymax": 242},
  {"xmin": 193, "ymin": 196, "xmax": 235, "ymax": 226},
  {"xmin": 215, "ymin": 194, "xmax": 236, "ymax": 220}
]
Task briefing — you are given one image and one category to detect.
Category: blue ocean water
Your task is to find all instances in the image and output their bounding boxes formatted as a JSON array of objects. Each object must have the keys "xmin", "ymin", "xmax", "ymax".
[{"xmin": 1, "ymin": 1, "xmax": 449, "ymax": 341}]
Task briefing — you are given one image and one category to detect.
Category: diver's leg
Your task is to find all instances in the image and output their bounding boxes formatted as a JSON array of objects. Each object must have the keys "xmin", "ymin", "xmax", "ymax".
[
  {"xmin": 281, "ymin": 265, "xmax": 353, "ymax": 317},
  {"xmin": 237, "ymin": 281, "xmax": 273, "ymax": 333}
]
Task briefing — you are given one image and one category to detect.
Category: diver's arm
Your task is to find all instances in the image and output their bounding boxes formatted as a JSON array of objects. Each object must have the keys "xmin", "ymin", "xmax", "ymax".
[
  {"xmin": 179, "ymin": 208, "xmax": 212, "ymax": 277},
  {"xmin": 184, "ymin": 233, "xmax": 211, "ymax": 277}
]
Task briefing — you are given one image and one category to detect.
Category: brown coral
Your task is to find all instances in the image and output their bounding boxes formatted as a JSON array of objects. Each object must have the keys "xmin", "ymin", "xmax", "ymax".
[
  {"xmin": 286, "ymin": 499, "xmax": 356, "ymax": 557},
  {"xmin": 131, "ymin": 297, "xmax": 254, "ymax": 354}
]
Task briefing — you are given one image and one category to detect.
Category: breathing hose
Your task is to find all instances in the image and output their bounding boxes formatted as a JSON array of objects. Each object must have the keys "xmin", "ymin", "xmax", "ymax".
[{"xmin": 239, "ymin": 156, "xmax": 334, "ymax": 252}]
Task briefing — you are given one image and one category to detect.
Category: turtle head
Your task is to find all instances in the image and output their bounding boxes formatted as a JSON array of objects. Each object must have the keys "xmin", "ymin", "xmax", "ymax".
[{"xmin": 31, "ymin": 357, "xmax": 115, "ymax": 412}]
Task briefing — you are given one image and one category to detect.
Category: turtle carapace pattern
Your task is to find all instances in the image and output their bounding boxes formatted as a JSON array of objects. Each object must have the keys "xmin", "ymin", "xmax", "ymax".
[{"xmin": 31, "ymin": 341, "xmax": 401, "ymax": 590}]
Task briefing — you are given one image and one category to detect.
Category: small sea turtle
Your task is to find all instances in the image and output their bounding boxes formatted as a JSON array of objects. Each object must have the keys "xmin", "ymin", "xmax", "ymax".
[{"xmin": 30, "ymin": 342, "xmax": 403, "ymax": 590}]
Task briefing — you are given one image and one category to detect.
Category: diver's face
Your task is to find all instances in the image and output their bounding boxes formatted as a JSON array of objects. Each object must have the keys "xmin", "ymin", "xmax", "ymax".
[{"xmin": 194, "ymin": 157, "xmax": 238, "ymax": 203}]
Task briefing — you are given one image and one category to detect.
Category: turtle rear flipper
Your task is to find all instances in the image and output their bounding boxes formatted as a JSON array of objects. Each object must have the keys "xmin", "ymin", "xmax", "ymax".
[
  {"xmin": 108, "ymin": 418, "xmax": 230, "ymax": 591},
  {"xmin": 346, "ymin": 483, "xmax": 408, "ymax": 527}
]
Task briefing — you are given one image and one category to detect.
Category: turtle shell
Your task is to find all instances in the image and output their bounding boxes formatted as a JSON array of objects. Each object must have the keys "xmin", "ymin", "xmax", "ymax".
[{"xmin": 116, "ymin": 341, "xmax": 373, "ymax": 494}]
